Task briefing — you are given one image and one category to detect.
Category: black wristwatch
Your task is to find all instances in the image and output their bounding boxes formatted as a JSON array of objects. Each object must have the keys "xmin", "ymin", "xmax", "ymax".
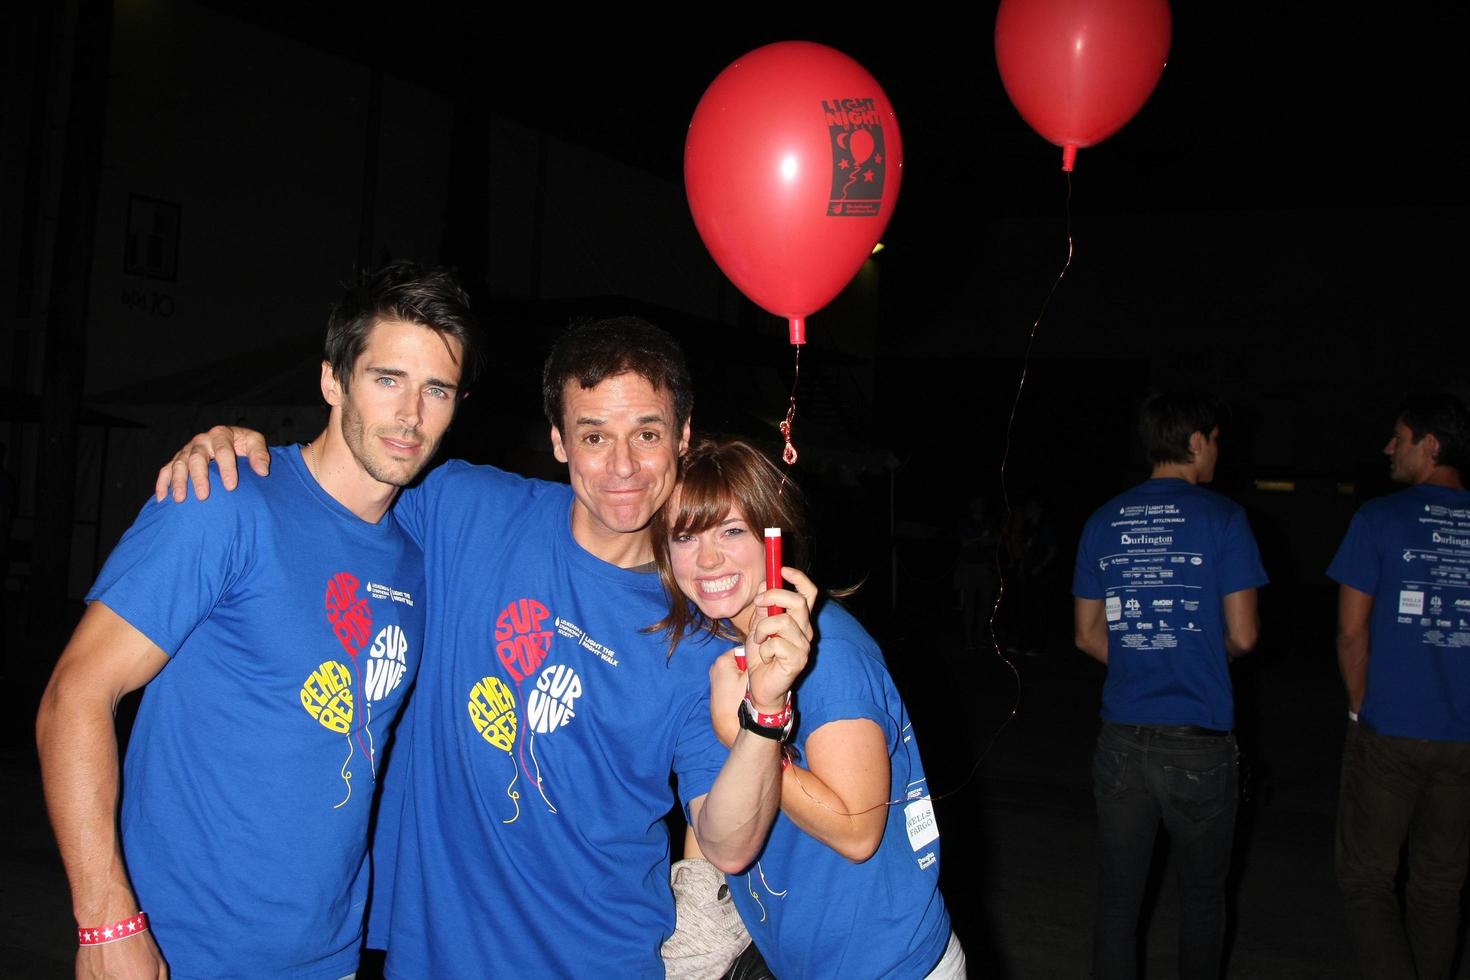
[{"xmin": 738, "ymin": 697, "xmax": 794, "ymax": 742}]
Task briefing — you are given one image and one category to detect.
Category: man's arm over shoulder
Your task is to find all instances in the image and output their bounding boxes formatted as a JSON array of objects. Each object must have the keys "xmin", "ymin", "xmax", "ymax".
[
  {"xmin": 1222, "ymin": 588, "xmax": 1260, "ymax": 659},
  {"xmin": 36, "ymin": 603, "xmax": 171, "ymax": 976},
  {"xmin": 1336, "ymin": 584, "xmax": 1373, "ymax": 715},
  {"xmin": 393, "ymin": 459, "xmax": 565, "ymax": 548},
  {"xmin": 156, "ymin": 425, "xmax": 271, "ymax": 503},
  {"xmin": 1074, "ymin": 597, "xmax": 1109, "ymax": 664}
]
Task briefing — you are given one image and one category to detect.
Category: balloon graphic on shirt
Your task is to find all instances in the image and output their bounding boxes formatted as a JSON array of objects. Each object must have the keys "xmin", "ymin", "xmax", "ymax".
[
  {"xmin": 526, "ymin": 664, "xmax": 583, "ymax": 735},
  {"xmin": 469, "ymin": 675, "xmax": 518, "ymax": 751},
  {"xmin": 365, "ymin": 625, "xmax": 409, "ymax": 703},
  {"xmin": 316, "ymin": 571, "xmax": 383, "ymax": 811},
  {"xmin": 469, "ymin": 675, "xmax": 523, "ymax": 823},
  {"xmin": 326, "ymin": 572, "xmax": 374, "ymax": 660},
  {"xmin": 301, "ymin": 661, "xmax": 354, "ymax": 733}
]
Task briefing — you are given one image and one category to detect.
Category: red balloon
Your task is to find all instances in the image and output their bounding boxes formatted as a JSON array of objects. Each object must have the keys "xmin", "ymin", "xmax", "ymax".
[
  {"xmin": 995, "ymin": 0, "xmax": 1171, "ymax": 171},
  {"xmin": 685, "ymin": 42, "xmax": 902, "ymax": 344}
]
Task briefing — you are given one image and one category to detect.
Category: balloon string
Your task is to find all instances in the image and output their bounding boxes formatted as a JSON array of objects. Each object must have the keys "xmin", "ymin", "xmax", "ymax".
[
  {"xmin": 994, "ymin": 171, "xmax": 1073, "ymax": 621},
  {"xmin": 333, "ymin": 735, "xmax": 355, "ymax": 810},
  {"xmin": 778, "ymin": 345, "xmax": 801, "ymax": 489},
  {"xmin": 350, "ymin": 656, "xmax": 375, "ymax": 776},
  {"xmin": 786, "ymin": 172, "xmax": 1077, "ymax": 816},
  {"xmin": 955, "ymin": 167, "xmax": 1075, "ymax": 799},
  {"xmin": 743, "ymin": 871, "xmax": 769, "ymax": 923},
  {"xmin": 502, "ymin": 758, "xmax": 523, "ymax": 825},
  {"xmin": 529, "ymin": 733, "xmax": 557, "ymax": 813},
  {"xmin": 755, "ymin": 860, "xmax": 786, "ymax": 898}
]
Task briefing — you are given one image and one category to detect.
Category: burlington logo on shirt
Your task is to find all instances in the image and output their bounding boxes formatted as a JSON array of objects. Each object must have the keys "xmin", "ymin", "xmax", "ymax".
[
  {"xmin": 469, "ymin": 597, "xmax": 590, "ymax": 823},
  {"xmin": 298, "ymin": 571, "xmax": 412, "ymax": 808}
]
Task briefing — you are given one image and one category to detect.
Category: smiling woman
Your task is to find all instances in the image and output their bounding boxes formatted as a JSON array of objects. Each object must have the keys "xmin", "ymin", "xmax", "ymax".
[{"xmin": 651, "ymin": 437, "xmax": 965, "ymax": 980}]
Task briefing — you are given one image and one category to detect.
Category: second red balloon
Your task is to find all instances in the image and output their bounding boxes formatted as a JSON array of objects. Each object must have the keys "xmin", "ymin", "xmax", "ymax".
[{"xmin": 995, "ymin": 0, "xmax": 1172, "ymax": 171}]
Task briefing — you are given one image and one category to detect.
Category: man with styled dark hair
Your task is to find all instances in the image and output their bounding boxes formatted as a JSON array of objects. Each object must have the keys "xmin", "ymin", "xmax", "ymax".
[
  {"xmin": 1073, "ymin": 390, "xmax": 1267, "ymax": 980},
  {"xmin": 1139, "ymin": 391, "xmax": 1225, "ymax": 465},
  {"xmin": 326, "ymin": 260, "xmax": 481, "ymax": 395},
  {"xmin": 155, "ymin": 316, "xmax": 806, "ymax": 978},
  {"xmin": 542, "ymin": 315, "xmax": 694, "ymax": 431},
  {"xmin": 1329, "ymin": 392, "xmax": 1470, "ymax": 980},
  {"xmin": 37, "ymin": 261, "xmax": 474, "ymax": 979}
]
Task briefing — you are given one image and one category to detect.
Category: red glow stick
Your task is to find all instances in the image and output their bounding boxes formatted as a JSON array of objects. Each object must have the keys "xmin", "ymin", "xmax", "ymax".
[
  {"xmin": 764, "ymin": 528, "xmax": 784, "ymax": 617},
  {"xmin": 736, "ymin": 527, "xmax": 784, "ymax": 672}
]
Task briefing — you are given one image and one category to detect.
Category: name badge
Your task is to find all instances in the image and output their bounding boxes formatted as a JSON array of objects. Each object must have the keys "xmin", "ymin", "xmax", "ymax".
[{"xmin": 904, "ymin": 798, "xmax": 939, "ymax": 851}]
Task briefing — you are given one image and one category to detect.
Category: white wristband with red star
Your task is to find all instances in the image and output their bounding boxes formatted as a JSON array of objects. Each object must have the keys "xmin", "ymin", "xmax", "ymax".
[{"xmin": 77, "ymin": 912, "xmax": 149, "ymax": 946}]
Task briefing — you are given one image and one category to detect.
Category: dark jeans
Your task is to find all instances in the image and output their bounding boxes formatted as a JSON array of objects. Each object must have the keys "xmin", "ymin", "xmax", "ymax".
[
  {"xmin": 1092, "ymin": 721, "xmax": 1239, "ymax": 980},
  {"xmin": 1335, "ymin": 721, "xmax": 1470, "ymax": 980}
]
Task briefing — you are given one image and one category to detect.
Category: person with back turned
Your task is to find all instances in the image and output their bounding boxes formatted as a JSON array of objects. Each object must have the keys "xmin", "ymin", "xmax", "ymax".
[{"xmin": 1072, "ymin": 391, "xmax": 1267, "ymax": 980}]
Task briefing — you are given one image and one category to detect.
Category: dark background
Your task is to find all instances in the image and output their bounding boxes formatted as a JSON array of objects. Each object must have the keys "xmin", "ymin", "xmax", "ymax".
[{"xmin": 1, "ymin": 1, "xmax": 1467, "ymax": 975}]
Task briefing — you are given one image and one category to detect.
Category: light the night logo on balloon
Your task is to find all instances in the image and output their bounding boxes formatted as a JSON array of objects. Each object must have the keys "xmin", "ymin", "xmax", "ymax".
[
  {"xmin": 824, "ymin": 97, "xmax": 886, "ymax": 216},
  {"xmin": 686, "ymin": 41, "xmax": 902, "ymax": 346},
  {"xmin": 301, "ymin": 661, "xmax": 354, "ymax": 734}
]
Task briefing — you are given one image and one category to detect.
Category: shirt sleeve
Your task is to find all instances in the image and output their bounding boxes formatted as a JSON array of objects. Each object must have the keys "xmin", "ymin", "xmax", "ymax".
[
  {"xmin": 392, "ymin": 461, "xmax": 543, "ymax": 550},
  {"xmin": 86, "ymin": 467, "xmax": 251, "ymax": 655},
  {"xmin": 794, "ymin": 637, "xmax": 899, "ymax": 753},
  {"xmin": 1072, "ymin": 519, "xmax": 1105, "ymax": 599},
  {"xmin": 1217, "ymin": 505, "xmax": 1270, "ymax": 595},
  {"xmin": 1327, "ymin": 508, "xmax": 1379, "ymax": 595},
  {"xmin": 673, "ymin": 686, "xmax": 728, "ymax": 816}
]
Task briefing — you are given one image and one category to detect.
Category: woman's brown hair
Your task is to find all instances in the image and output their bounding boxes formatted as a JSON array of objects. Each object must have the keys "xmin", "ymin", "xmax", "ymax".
[{"xmin": 648, "ymin": 436, "xmax": 807, "ymax": 657}]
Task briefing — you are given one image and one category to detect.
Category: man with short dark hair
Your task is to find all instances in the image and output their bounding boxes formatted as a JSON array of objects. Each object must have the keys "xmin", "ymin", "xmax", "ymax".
[
  {"xmin": 37, "ymin": 261, "xmax": 476, "ymax": 978},
  {"xmin": 160, "ymin": 317, "xmax": 806, "ymax": 978},
  {"xmin": 1329, "ymin": 393, "xmax": 1470, "ymax": 980},
  {"xmin": 1073, "ymin": 391, "xmax": 1267, "ymax": 980}
]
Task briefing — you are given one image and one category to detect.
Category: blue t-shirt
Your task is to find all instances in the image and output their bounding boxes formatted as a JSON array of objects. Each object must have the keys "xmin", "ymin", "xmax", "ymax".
[
  {"xmin": 369, "ymin": 462, "xmax": 729, "ymax": 979},
  {"xmin": 1073, "ymin": 478, "xmax": 1268, "ymax": 730},
  {"xmin": 1327, "ymin": 483, "xmax": 1470, "ymax": 740},
  {"xmin": 91, "ymin": 446, "xmax": 424, "ymax": 980},
  {"xmin": 725, "ymin": 603, "xmax": 951, "ymax": 979}
]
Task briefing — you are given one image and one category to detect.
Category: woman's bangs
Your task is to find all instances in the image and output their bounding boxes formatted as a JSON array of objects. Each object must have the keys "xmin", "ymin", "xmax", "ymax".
[{"xmin": 669, "ymin": 463, "xmax": 735, "ymax": 536}]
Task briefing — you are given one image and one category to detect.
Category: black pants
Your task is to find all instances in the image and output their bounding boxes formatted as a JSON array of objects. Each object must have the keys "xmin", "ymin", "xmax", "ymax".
[{"xmin": 1336, "ymin": 722, "xmax": 1470, "ymax": 980}]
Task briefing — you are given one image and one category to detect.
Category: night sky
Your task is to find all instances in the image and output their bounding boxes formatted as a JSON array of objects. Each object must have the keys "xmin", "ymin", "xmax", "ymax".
[
  {"xmin": 195, "ymin": 1, "xmax": 1468, "ymax": 465},
  {"xmin": 1, "ymin": 2, "xmax": 1463, "ymax": 593}
]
